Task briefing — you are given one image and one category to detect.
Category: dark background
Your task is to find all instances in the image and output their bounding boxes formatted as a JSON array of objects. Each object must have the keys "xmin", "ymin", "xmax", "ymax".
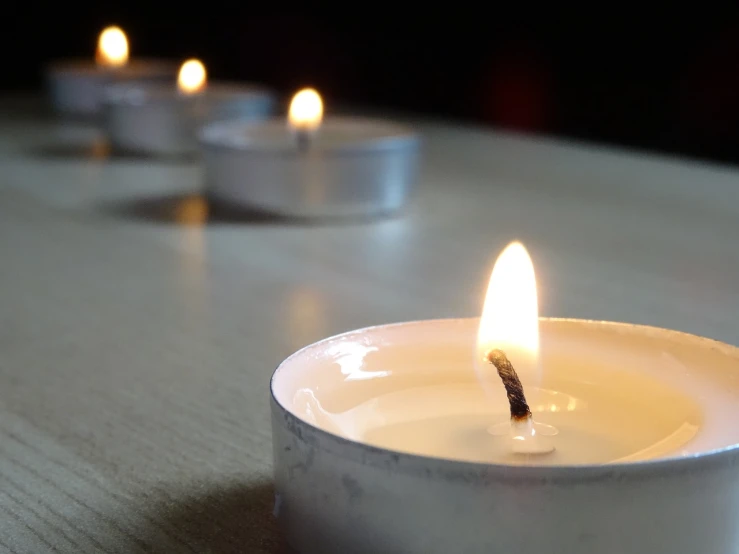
[{"xmin": 5, "ymin": 12, "xmax": 739, "ymax": 165}]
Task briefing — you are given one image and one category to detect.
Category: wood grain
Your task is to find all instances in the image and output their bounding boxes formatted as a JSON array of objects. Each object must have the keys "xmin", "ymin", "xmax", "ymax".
[{"xmin": 1, "ymin": 98, "xmax": 739, "ymax": 551}]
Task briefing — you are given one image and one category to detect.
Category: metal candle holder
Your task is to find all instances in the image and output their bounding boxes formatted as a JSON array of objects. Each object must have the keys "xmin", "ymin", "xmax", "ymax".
[
  {"xmin": 103, "ymin": 82, "xmax": 275, "ymax": 157},
  {"xmin": 46, "ymin": 59, "xmax": 177, "ymax": 120},
  {"xmin": 199, "ymin": 117, "xmax": 421, "ymax": 219},
  {"xmin": 271, "ymin": 317, "xmax": 739, "ymax": 554}
]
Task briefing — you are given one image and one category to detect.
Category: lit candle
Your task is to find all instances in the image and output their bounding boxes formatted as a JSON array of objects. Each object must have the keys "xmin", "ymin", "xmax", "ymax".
[
  {"xmin": 476, "ymin": 241, "xmax": 556, "ymax": 454},
  {"xmin": 177, "ymin": 58, "xmax": 207, "ymax": 96},
  {"xmin": 95, "ymin": 26, "xmax": 129, "ymax": 68},
  {"xmin": 46, "ymin": 26, "xmax": 177, "ymax": 119},
  {"xmin": 271, "ymin": 241, "xmax": 739, "ymax": 553},
  {"xmin": 199, "ymin": 87, "xmax": 420, "ymax": 219},
  {"xmin": 103, "ymin": 58, "xmax": 274, "ymax": 157},
  {"xmin": 95, "ymin": 27, "xmax": 128, "ymax": 67},
  {"xmin": 287, "ymin": 87, "xmax": 323, "ymax": 151}
]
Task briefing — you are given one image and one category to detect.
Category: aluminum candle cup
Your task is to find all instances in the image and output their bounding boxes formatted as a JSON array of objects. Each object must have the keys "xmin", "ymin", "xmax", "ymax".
[
  {"xmin": 46, "ymin": 59, "xmax": 177, "ymax": 120},
  {"xmin": 199, "ymin": 117, "xmax": 420, "ymax": 219},
  {"xmin": 271, "ymin": 318, "xmax": 739, "ymax": 554},
  {"xmin": 103, "ymin": 82, "xmax": 275, "ymax": 157},
  {"xmin": 47, "ymin": 26, "xmax": 177, "ymax": 120}
]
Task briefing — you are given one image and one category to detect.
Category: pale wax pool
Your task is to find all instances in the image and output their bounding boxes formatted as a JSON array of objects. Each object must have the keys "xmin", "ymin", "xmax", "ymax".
[{"xmin": 275, "ymin": 318, "xmax": 739, "ymax": 466}]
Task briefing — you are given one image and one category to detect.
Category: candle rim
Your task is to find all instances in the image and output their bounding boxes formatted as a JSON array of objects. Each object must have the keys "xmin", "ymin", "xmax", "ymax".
[
  {"xmin": 47, "ymin": 58, "xmax": 178, "ymax": 75},
  {"xmin": 274, "ymin": 394, "xmax": 738, "ymax": 482},
  {"xmin": 103, "ymin": 80, "xmax": 273, "ymax": 106},
  {"xmin": 199, "ymin": 116, "xmax": 419, "ymax": 154},
  {"xmin": 271, "ymin": 316, "xmax": 739, "ymax": 475}
]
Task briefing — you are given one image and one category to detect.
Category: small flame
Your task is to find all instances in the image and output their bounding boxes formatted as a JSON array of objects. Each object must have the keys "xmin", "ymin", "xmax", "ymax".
[
  {"xmin": 96, "ymin": 26, "xmax": 129, "ymax": 68},
  {"xmin": 477, "ymin": 242, "xmax": 556, "ymax": 455},
  {"xmin": 178, "ymin": 59, "xmax": 207, "ymax": 95},
  {"xmin": 477, "ymin": 241, "xmax": 539, "ymax": 374},
  {"xmin": 288, "ymin": 88, "xmax": 323, "ymax": 132}
]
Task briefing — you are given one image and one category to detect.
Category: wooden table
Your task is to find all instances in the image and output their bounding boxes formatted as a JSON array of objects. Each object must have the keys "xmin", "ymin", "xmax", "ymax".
[{"xmin": 2, "ymin": 97, "xmax": 739, "ymax": 553}]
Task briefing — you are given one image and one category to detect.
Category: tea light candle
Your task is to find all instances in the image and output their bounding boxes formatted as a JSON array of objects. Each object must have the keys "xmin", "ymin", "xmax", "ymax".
[
  {"xmin": 199, "ymin": 87, "xmax": 420, "ymax": 219},
  {"xmin": 271, "ymin": 242, "xmax": 739, "ymax": 553},
  {"xmin": 46, "ymin": 26, "xmax": 177, "ymax": 119},
  {"xmin": 103, "ymin": 58, "xmax": 275, "ymax": 157}
]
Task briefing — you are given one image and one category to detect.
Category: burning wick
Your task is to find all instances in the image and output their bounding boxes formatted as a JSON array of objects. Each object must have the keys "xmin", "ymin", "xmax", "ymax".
[
  {"xmin": 478, "ymin": 241, "xmax": 556, "ymax": 455},
  {"xmin": 177, "ymin": 59, "xmax": 207, "ymax": 95},
  {"xmin": 288, "ymin": 88, "xmax": 323, "ymax": 153},
  {"xmin": 487, "ymin": 349, "xmax": 531, "ymax": 421},
  {"xmin": 486, "ymin": 348, "xmax": 556, "ymax": 455},
  {"xmin": 294, "ymin": 129, "xmax": 311, "ymax": 153},
  {"xmin": 96, "ymin": 26, "xmax": 129, "ymax": 68}
]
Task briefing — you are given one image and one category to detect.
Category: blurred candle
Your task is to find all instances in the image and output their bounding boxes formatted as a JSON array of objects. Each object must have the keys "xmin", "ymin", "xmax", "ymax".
[
  {"xmin": 200, "ymin": 87, "xmax": 421, "ymax": 219},
  {"xmin": 95, "ymin": 26, "xmax": 129, "ymax": 68},
  {"xmin": 178, "ymin": 59, "xmax": 207, "ymax": 95},
  {"xmin": 46, "ymin": 25, "xmax": 177, "ymax": 119},
  {"xmin": 104, "ymin": 58, "xmax": 274, "ymax": 157}
]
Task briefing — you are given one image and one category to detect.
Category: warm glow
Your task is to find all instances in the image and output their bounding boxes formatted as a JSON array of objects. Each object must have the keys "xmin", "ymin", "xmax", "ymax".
[
  {"xmin": 288, "ymin": 88, "xmax": 323, "ymax": 131},
  {"xmin": 478, "ymin": 242, "xmax": 554, "ymax": 454},
  {"xmin": 178, "ymin": 59, "xmax": 207, "ymax": 94},
  {"xmin": 96, "ymin": 26, "xmax": 129, "ymax": 67},
  {"xmin": 477, "ymin": 241, "xmax": 539, "ymax": 363}
]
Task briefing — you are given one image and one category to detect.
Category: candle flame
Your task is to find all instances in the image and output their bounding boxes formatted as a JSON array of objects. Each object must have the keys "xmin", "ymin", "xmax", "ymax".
[
  {"xmin": 96, "ymin": 26, "xmax": 129, "ymax": 68},
  {"xmin": 288, "ymin": 88, "xmax": 323, "ymax": 131},
  {"xmin": 477, "ymin": 241, "xmax": 539, "ymax": 367},
  {"xmin": 477, "ymin": 242, "xmax": 556, "ymax": 454},
  {"xmin": 178, "ymin": 59, "xmax": 207, "ymax": 95}
]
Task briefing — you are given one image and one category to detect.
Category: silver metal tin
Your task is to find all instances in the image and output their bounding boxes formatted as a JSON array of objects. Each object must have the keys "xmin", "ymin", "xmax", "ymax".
[
  {"xmin": 271, "ymin": 317, "xmax": 739, "ymax": 554},
  {"xmin": 102, "ymin": 82, "xmax": 275, "ymax": 157},
  {"xmin": 199, "ymin": 117, "xmax": 420, "ymax": 219},
  {"xmin": 46, "ymin": 59, "xmax": 177, "ymax": 119}
]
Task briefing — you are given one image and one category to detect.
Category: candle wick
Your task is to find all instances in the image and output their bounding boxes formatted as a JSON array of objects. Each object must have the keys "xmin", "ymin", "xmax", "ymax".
[
  {"xmin": 295, "ymin": 129, "xmax": 312, "ymax": 153},
  {"xmin": 486, "ymin": 349, "xmax": 532, "ymax": 422}
]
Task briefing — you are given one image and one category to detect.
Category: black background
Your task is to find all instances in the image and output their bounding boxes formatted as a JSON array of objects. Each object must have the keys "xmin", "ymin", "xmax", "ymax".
[{"xmin": 5, "ymin": 11, "xmax": 739, "ymax": 165}]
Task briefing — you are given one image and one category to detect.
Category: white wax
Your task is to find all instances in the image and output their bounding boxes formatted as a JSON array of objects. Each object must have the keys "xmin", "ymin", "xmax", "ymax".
[
  {"xmin": 105, "ymin": 81, "xmax": 271, "ymax": 105},
  {"xmin": 200, "ymin": 116, "xmax": 416, "ymax": 153},
  {"xmin": 296, "ymin": 370, "xmax": 700, "ymax": 465},
  {"xmin": 274, "ymin": 318, "xmax": 739, "ymax": 466},
  {"xmin": 104, "ymin": 81, "xmax": 273, "ymax": 120},
  {"xmin": 48, "ymin": 59, "xmax": 176, "ymax": 80}
]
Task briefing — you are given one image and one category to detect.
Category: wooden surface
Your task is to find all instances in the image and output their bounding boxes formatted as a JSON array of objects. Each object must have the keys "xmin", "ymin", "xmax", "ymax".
[{"xmin": 2, "ymin": 97, "xmax": 739, "ymax": 552}]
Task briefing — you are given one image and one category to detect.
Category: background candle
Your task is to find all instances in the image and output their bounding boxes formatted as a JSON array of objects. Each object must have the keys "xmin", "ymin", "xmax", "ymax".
[
  {"xmin": 289, "ymin": 87, "xmax": 323, "ymax": 150},
  {"xmin": 46, "ymin": 26, "xmax": 177, "ymax": 119},
  {"xmin": 199, "ymin": 87, "xmax": 420, "ymax": 219},
  {"xmin": 103, "ymin": 58, "xmax": 275, "ymax": 157}
]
